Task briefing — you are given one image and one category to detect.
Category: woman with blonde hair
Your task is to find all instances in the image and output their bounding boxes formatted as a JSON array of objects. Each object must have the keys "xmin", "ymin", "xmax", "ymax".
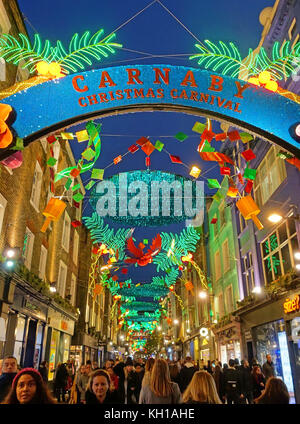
[
  {"xmin": 139, "ymin": 359, "xmax": 181, "ymax": 404},
  {"xmin": 142, "ymin": 358, "xmax": 155, "ymax": 388},
  {"xmin": 183, "ymin": 371, "xmax": 222, "ymax": 404}
]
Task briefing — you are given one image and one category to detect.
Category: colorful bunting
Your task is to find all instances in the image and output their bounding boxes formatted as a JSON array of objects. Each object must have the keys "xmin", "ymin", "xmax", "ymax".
[
  {"xmin": 201, "ymin": 129, "xmax": 215, "ymax": 142},
  {"xmin": 128, "ymin": 144, "xmax": 139, "ymax": 153},
  {"xmin": 114, "ymin": 155, "xmax": 122, "ymax": 165},
  {"xmin": 245, "ymin": 180, "xmax": 254, "ymax": 193},
  {"xmin": 220, "ymin": 166, "xmax": 231, "ymax": 175},
  {"xmin": 227, "ymin": 186, "xmax": 239, "ymax": 198},
  {"xmin": 47, "ymin": 135, "xmax": 57, "ymax": 144},
  {"xmin": 73, "ymin": 192, "xmax": 84, "ymax": 202},
  {"xmin": 207, "ymin": 179, "xmax": 221, "ymax": 189},
  {"xmin": 244, "ymin": 167, "xmax": 257, "ymax": 180},
  {"xmin": 154, "ymin": 140, "xmax": 164, "ymax": 151},
  {"xmin": 91, "ymin": 168, "xmax": 104, "ymax": 180},
  {"xmin": 47, "ymin": 157, "xmax": 57, "ymax": 167},
  {"xmin": 71, "ymin": 220, "xmax": 82, "ymax": 227},
  {"xmin": 215, "ymin": 132, "xmax": 227, "ymax": 141},
  {"xmin": 76, "ymin": 130, "xmax": 89, "ymax": 142},
  {"xmin": 169, "ymin": 154, "xmax": 183, "ymax": 164},
  {"xmin": 70, "ymin": 168, "xmax": 80, "ymax": 178},
  {"xmin": 85, "ymin": 180, "xmax": 97, "ymax": 190},
  {"xmin": 72, "ymin": 183, "xmax": 81, "ymax": 192},
  {"xmin": 211, "ymin": 218, "xmax": 217, "ymax": 224},
  {"xmin": 241, "ymin": 149, "xmax": 256, "ymax": 161},
  {"xmin": 82, "ymin": 147, "xmax": 96, "ymax": 161},
  {"xmin": 240, "ymin": 132, "xmax": 254, "ymax": 143},
  {"xmin": 175, "ymin": 132, "xmax": 188, "ymax": 142},
  {"xmin": 189, "ymin": 166, "xmax": 201, "ymax": 178},
  {"xmin": 61, "ymin": 132, "xmax": 74, "ymax": 140},
  {"xmin": 227, "ymin": 130, "xmax": 240, "ymax": 142},
  {"xmin": 141, "ymin": 141, "xmax": 155, "ymax": 156},
  {"xmin": 136, "ymin": 137, "xmax": 149, "ymax": 146},
  {"xmin": 192, "ymin": 121, "xmax": 206, "ymax": 134}
]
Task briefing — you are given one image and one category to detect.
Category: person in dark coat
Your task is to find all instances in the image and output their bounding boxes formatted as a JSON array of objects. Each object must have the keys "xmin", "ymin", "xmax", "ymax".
[
  {"xmin": 169, "ymin": 363, "xmax": 180, "ymax": 385},
  {"xmin": 178, "ymin": 356, "xmax": 197, "ymax": 393},
  {"xmin": 252, "ymin": 365, "xmax": 265, "ymax": 400},
  {"xmin": 38, "ymin": 361, "xmax": 48, "ymax": 383},
  {"xmin": 213, "ymin": 362, "xmax": 224, "ymax": 402},
  {"xmin": 113, "ymin": 358, "xmax": 138, "ymax": 404},
  {"xmin": 0, "ymin": 356, "xmax": 18, "ymax": 403},
  {"xmin": 134, "ymin": 363, "xmax": 144, "ymax": 401},
  {"xmin": 262, "ymin": 354, "xmax": 276, "ymax": 382},
  {"xmin": 53, "ymin": 363, "xmax": 69, "ymax": 402},
  {"xmin": 239, "ymin": 359, "xmax": 253, "ymax": 404},
  {"xmin": 223, "ymin": 359, "xmax": 242, "ymax": 404}
]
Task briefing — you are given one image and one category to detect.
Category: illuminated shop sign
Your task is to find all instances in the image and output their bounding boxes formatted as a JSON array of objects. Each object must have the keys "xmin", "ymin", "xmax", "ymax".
[{"xmin": 283, "ymin": 294, "xmax": 300, "ymax": 314}]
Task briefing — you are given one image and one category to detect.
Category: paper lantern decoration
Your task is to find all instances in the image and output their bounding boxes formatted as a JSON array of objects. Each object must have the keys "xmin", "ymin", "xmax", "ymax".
[
  {"xmin": 220, "ymin": 166, "xmax": 231, "ymax": 175},
  {"xmin": 244, "ymin": 180, "xmax": 254, "ymax": 194},
  {"xmin": 91, "ymin": 168, "xmax": 104, "ymax": 180},
  {"xmin": 1, "ymin": 151, "xmax": 23, "ymax": 169},
  {"xmin": 114, "ymin": 155, "xmax": 122, "ymax": 165},
  {"xmin": 141, "ymin": 141, "xmax": 155, "ymax": 156},
  {"xmin": 47, "ymin": 135, "xmax": 57, "ymax": 144},
  {"xmin": 244, "ymin": 167, "xmax": 257, "ymax": 180},
  {"xmin": 41, "ymin": 197, "xmax": 66, "ymax": 232},
  {"xmin": 128, "ymin": 144, "xmax": 139, "ymax": 153},
  {"xmin": 236, "ymin": 195, "xmax": 263, "ymax": 230},
  {"xmin": 189, "ymin": 166, "xmax": 201, "ymax": 178},
  {"xmin": 215, "ymin": 132, "xmax": 227, "ymax": 141},
  {"xmin": 175, "ymin": 132, "xmax": 188, "ymax": 142},
  {"xmin": 240, "ymin": 132, "xmax": 254, "ymax": 143},
  {"xmin": 241, "ymin": 149, "xmax": 256, "ymax": 161},
  {"xmin": 76, "ymin": 130, "xmax": 89, "ymax": 142},
  {"xmin": 207, "ymin": 179, "xmax": 221, "ymax": 189},
  {"xmin": 154, "ymin": 140, "xmax": 164, "ymax": 151},
  {"xmin": 0, "ymin": 103, "xmax": 13, "ymax": 149},
  {"xmin": 227, "ymin": 187, "xmax": 239, "ymax": 198},
  {"xmin": 227, "ymin": 130, "xmax": 240, "ymax": 142},
  {"xmin": 192, "ymin": 121, "xmax": 206, "ymax": 134},
  {"xmin": 169, "ymin": 154, "xmax": 182, "ymax": 164}
]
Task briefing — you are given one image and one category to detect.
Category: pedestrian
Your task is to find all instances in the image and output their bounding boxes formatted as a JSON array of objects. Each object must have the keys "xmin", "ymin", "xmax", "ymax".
[
  {"xmin": 183, "ymin": 371, "xmax": 222, "ymax": 404},
  {"xmin": 251, "ymin": 357, "xmax": 262, "ymax": 371},
  {"xmin": 234, "ymin": 358, "xmax": 241, "ymax": 370},
  {"xmin": 0, "ymin": 356, "xmax": 18, "ymax": 402},
  {"xmin": 38, "ymin": 360, "xmax": 48, "ymax": 383},
  {"xmin": 223, "ymin": 358, "xmax": 242, "ymax": 404},
  {"xmin": 178, "ymin": 356, "xmax": 197, "ymax": 393},
  {"xmin": 206, "ymin": 360, "xmax": 213, "ymax": 374},
  {"xmin": 92, "ymin": 361, "xmax": 100, "ymax": 371},
  {"xmin": 139, "ymin": 359, "xmax": 181, "ymax": 404},
  {"xmin": 213, "ymin": 362, "xmax": 224, "ymax": 402},
  {"xmin": 223, "ymin": 363, "xmax": 228, "ymax": 372},
  {"xmin": 106, "ymin": 366, "xmax": 119, "ymax": 391},
  {"xmin": 169, "ymin": 363, "xmax": 180, "ymax": 385},
  {"xmin": 114, "ymin": 357, "xmax": 138, "ymax": 404},
  {"xmin": 134, "ymin": 363, "xmax": 145, "ymax": 401},
  {"xmin": 199, "ymin": 359, "xmax": 205, "ymax": 370},
  {"xmin": 142, "ymin": 358, "xmax": 155, "ymax": 388},
  {"xmin": 85, "ymin": 369, "xmax": 118, "ymax": 404},
  {"xmin": 239, "ymin": 359, "xmax": 253, "ymax": 404},
  {"xmin": 53, "ymin": 362, "xmax": 68, "ymax": 402},
  {"xmin": 77, "ymin": 364, "xmax": 90, "ymax": 404},
  {"xmin": 1, "ymin": 368, "xmax": 56, "ymax": 404},
  {"xmin": 104, "ymin": 360, "xmax": 113, "ymax": 371},
  {"xmin": 251, "ymin": 365, "xmax": 265, "ymax": 400},
  {"xmin": 262, "ymin": 354, "xmax": 276, "ymax": 382},
  {"xmin": 254, "ymin": 377, "xmax": 289, "ymax": 404}
]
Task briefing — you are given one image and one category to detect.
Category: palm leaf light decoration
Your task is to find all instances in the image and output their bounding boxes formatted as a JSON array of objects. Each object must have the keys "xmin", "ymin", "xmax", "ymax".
[
  {"xmin": 253, "ymin": 40, "xmax": 300, "ymax": 80},
  {"xmin": 0, "ymin": 29, "xmax": 122, "ymax": 75},
  {"xmin": 189, "ymin": 40, "xmax": 258, "ymax": 80}
]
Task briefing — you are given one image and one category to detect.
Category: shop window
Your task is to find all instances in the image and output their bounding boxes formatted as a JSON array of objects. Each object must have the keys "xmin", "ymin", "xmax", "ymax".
[
  {"xmin": 23, "ymin": 228, "xmax": 35, "ymax": 270},
  {"xmin": 261, "ymin": 219, "xmax": 299, "ymax": 285},
  {"xmin": 61, "ymin": 212, "xmax": 71, "ymax": 252},
  {"xmin": 30, "ymin": 161, "xmax": 43, "ymax": 212},
  {"xmin": 13, "ymin": 315, "xmax": 26, "ymax": 365},
  {"xmin": 0, "ymin": 192, "xmax": 7, "ymax": 236},
  {"xmin": 38, "ymin": 245, "xmax": 47, "ymax": 280},
  {"xmin": 222, "ymin": 239, "xmax": 230, "ymax": 272},
  {"xmin": 214, "ymin": 250, "xmax": 221, "ymax": 281},
  {"xmin": 73, "ymin": 230, "xmax": 79, "ymax": 266},
  {"xmin": 253, "ymin": 145, "xmax": 286, "ymax": 208},
  {"xmin": 57, "ymin": 260, "xmax": 67, "ymax": 297}
]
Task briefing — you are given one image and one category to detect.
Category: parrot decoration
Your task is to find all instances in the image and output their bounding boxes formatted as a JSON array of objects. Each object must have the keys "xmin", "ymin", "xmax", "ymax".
[{"xmin": 125, "ymin": 234, "xmax": 162, "ymax": 267}]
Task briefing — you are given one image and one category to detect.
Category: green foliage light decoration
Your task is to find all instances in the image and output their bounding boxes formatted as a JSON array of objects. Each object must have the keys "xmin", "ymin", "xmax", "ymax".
[
  {"xmin": 153, "ymin": 226, "xmax": 200, "ymax": 272},
  {"xmin": 190, "ymin": 39, "xmax": 300, "ymax": 81},
  {"xmin": 83, "ymin": 213, "xmax": 132, "ymax": 260},
  {"xmin": 0, "ymin": 30, "xmax": 122, "ymax": 74}
]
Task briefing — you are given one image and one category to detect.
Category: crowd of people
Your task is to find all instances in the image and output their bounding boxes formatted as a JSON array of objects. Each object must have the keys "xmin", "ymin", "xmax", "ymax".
[{"xmin": 0, "ymin": 353, "xmax": 291, "ymax": 405}]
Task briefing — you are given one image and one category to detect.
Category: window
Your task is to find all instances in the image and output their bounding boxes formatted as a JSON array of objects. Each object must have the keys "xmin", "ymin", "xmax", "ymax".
[
  {"xmin": 225, "ymin": 285, "xmax": 234, "ymax": 314},
  {"xmin": 219, "ymin": 204, "xmax": 225, "ymax": 229},
  {"xmin": 261, "ymin": 219, "xmax": 299, "ymax": 285},
  {"xmin": 254, "ymin": 146, "xmax": 286, "ymax": 208},
  {"xmin": 57, "ymin": 260, "xmax": 67, "ymax": 297},
  {"xmin": 222, "ymin": 239, "xmax": 230, "ymax": 272},
  {"xmin": 38, "ymin": 245, "xmax": 47, "ymax": 280},
  {"xmin": 52, "ymin": 141, "xmax": 60, "ymax": 173},
  {"xmin": 30, "ymin": 161, "xmax": 43, "ymax": 212},
  {"xmin": 218, "ymin": 293, "xmax": 224, "ymax": 318},
  {"xmin": 243, "ymin": 251, "xmax": 255, "ymax": 296},
  {"xmin": 23, "ymin": 228, "xmax": 35, "ymax": 270},
  {"xmin": 215, "ymin": 250, "xmax": 221, "ymax": 281},
  {"xmin": 62, "ymin": 212, "xmax": 71, "ymax": 252},
  {"xmin": 73, "ymin": 230, "xmax": 79, "ymax": 266},
  {"xmin": 0, "ymin": 193, "xmax": 7, "ymax": 236},
  {"xmin": 70, "ymin": 273, "xmax": 76, "ymax": 306}
]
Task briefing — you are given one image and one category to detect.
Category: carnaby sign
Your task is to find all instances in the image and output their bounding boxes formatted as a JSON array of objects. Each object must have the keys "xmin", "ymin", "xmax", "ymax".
[{"xmin": 2, "ymin": 64, "xmax": 300, "ymax": 154}]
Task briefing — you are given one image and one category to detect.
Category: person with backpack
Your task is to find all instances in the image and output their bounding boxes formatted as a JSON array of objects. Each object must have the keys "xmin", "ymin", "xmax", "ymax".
[{"xmin": 223, "ymin": 359, "xmax": 242, "ymax": 404}]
